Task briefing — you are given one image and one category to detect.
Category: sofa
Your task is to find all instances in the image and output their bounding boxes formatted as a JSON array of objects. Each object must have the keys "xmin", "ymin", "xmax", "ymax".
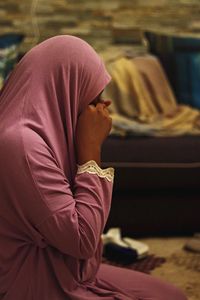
[
  {"xmin": 101, "ymin": 34, "xmax": 200, "ymax": 237},
  {"xmin": 102, "ymin": 135, "xmax": 200, "ymax": 237}
]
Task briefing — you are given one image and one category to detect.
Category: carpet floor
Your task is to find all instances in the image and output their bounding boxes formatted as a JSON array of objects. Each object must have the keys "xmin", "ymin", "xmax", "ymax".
[
  {"xmin": 102, "ymin": 237, "xmax": 200, "ymax": 300},
  {"xmin": 140, "ymin": 237, "xmax": 200, "ymax": 300}
]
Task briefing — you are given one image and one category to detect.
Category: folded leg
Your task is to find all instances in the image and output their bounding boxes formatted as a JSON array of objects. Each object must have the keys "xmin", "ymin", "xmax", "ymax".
[{"xmin": 95, "ymin": 263, "xmax": 187, "ymax": 300}]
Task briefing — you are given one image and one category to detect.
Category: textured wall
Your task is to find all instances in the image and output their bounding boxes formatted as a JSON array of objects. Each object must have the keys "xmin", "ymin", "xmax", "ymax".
[{"xmin": 0, "ymin": 0, "xmax": 200, "ymax": 55}]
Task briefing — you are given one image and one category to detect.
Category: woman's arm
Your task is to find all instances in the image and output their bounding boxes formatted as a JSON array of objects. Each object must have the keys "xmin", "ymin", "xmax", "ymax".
[{"xmin": 25, "ymin": 146, "xmax": 114, "ymax": 259}]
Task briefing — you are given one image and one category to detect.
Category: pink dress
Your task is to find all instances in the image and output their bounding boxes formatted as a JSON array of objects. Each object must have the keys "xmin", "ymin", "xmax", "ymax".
[{"xmin": 0, "ymin": 35, "xmax": 187, "ymax": 300}]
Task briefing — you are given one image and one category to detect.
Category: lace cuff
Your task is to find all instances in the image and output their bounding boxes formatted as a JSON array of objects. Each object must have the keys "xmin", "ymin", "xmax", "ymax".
[{"xmin": 77, "ymin": 160, "xmax": 114, "ymax": 183}]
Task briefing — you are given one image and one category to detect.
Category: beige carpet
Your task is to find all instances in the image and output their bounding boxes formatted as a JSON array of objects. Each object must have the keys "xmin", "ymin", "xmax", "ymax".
[{"xmin": 140, "ymin": 237, "xmax": 200, "ymax": 300}]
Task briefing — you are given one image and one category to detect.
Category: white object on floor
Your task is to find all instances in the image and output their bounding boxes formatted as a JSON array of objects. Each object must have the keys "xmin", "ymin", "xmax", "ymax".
[
  {"xmin": 102, "ymin": 228, "xmax": 149, "ymax": 259},
  {"xmin": 122, "ymin": 237, "xmax": 149, "ymax": 259},
  {"xmin": 102, "ymin": 228, "xmax": 128, "ymax": 247}
]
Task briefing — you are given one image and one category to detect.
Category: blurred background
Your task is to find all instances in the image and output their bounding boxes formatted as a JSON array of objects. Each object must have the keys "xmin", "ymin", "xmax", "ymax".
[
  {"xmin": 1, "ymin": 0, "xmax": 200, "ymax": 52},
  {"xmin": 1, "ymin": 0, "xmax": 200, "ymax": 105}
]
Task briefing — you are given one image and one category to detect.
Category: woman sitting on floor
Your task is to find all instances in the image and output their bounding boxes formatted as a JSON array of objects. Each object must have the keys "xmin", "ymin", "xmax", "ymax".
[{"xmin": 0, "ymin": 35, "xmax": 187, "ymax": 300}]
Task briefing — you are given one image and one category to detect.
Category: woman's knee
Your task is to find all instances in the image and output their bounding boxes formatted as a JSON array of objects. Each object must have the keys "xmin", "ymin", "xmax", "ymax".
[{"xmin": 157, "ymin": 280, "xmax": 187, "ymax": 300}]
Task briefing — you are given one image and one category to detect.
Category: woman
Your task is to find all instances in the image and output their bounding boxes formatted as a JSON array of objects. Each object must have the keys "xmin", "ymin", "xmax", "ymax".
[{"xmin": 0, "ymin": 35, "xmax": 187, "ymax": 299}]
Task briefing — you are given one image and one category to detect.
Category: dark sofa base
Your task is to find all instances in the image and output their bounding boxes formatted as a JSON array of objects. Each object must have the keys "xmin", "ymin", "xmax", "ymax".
[{"xmin": 105, "ymin": 188, "xmax": 200, "ymax": 237}]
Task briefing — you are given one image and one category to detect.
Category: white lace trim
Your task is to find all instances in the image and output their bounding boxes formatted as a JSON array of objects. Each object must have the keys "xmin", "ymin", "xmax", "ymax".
[{"xmin": 77, "ymin": 160, "xmax": 114, "ymax": 182}]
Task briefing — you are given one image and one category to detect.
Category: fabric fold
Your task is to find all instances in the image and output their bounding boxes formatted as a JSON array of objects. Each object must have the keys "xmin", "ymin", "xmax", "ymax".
[{"xmin": 104, "ymin": 55, "xmax": 200, "ymax": 137}]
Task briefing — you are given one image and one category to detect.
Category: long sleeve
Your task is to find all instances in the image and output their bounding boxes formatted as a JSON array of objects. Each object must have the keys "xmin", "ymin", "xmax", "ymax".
[
  {"xmin": 73, "ymin": 160, "xmax": 114, "ymax": 257},
  {"xmin": 24, "ymin": 140, "xmax": 114, "ymax": 260}
]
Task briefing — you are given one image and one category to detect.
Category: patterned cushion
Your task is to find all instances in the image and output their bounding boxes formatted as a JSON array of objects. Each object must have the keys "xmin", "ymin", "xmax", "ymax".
[{"xmin": 0, "ymin": 33, "xmax": 25, "ymax": 90}]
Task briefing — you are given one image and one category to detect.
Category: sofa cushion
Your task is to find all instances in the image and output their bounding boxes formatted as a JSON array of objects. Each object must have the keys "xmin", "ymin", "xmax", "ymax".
[{"xmin": 102, "ymin": 136, "xmax": 200, "ymax": 189}]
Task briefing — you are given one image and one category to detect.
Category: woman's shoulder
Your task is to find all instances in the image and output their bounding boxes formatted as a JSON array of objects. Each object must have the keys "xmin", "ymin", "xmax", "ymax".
[{"xmin": 21, "ymin": 126, "xmax": 61, "ymax": 172}]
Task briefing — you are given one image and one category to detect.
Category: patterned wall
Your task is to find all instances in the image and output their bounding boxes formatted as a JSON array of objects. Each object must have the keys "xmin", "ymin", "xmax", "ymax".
[{"xmin": 0, "ymin": 0, "xmax": 200, "ymax": 55}]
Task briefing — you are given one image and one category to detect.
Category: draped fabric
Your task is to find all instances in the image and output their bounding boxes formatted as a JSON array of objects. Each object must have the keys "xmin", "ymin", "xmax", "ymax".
[{"xmin": 104, "ymin": 55, "xmax": 200, "ymax": 137}]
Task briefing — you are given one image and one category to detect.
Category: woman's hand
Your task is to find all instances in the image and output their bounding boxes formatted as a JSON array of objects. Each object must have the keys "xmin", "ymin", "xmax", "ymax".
[{"xmin": 75, "ymin": 101, "xmax": 112, "ymax": 165}]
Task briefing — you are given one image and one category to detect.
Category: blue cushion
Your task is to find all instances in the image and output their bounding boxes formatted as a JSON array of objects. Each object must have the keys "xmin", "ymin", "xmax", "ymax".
[
  {"xmin": 0, "ymin": 33, "xmax": 25, "ymax": 89},
  {"xmin": 145, "ymin": 31, "xmax": 200, "ymax": 109},
  {"xmin": 145, "ymin": 31, "xmax": 200, "ymax": 52}
]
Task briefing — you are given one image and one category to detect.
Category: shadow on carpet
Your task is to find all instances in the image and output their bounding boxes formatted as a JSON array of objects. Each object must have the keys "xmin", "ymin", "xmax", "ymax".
[{"xmin": 102, "ymin": 254, "xmax": 166, "ymax": 274}]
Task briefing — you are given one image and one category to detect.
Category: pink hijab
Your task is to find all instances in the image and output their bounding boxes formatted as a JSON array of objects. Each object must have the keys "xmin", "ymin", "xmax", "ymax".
[{"xmin": 0, "ymin": 35, "xmax": 111, "ymax": 187}]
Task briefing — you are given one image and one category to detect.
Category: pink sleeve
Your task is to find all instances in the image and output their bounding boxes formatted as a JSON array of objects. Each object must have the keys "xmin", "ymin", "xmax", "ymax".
[{"xmin": 25, "ymin": 146, "xmax": 114, "ymax": 259}]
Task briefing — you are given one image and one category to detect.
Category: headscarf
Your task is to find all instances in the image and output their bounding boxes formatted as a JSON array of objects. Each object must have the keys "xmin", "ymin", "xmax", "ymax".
[{"xmin": 0, "ymin": 35, "xmax": 111, "ymax": 187}]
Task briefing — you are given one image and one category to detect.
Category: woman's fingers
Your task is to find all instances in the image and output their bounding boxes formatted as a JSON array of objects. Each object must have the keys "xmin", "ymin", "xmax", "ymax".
[
  {"xmin": 96, "ymin": 103, "xmax": 105, "ymax": 110},
  {"xmin": 96, "ymin": 101, "xmax": 111, "ymax": 109},
  {"xmin": 96, "ymin": 103, "xmax": 111, "ymax": 119},
  {"xmin": 103, "ymin": 100, "xmax": 112, "ymax": 107}
]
